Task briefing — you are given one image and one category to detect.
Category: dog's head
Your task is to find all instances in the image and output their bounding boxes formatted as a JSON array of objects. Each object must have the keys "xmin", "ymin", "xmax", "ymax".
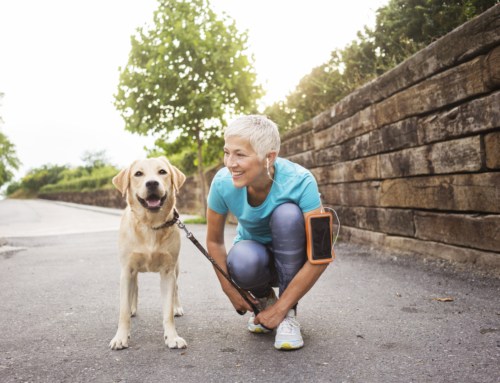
[{"xmin": 113, "ymin": 157, "xmax": 186, "ymax": 213}]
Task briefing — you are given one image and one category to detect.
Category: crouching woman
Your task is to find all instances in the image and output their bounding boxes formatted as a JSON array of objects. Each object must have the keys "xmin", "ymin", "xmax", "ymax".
[{"xmin": 206, "ymin": 115, "xmax": 328, "ymax": 350}]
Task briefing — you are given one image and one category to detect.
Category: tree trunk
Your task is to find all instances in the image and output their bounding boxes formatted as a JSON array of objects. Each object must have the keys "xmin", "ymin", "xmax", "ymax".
[{"xmin": 196, "ymin": 129, "xmax": 207, "ymax": 219}]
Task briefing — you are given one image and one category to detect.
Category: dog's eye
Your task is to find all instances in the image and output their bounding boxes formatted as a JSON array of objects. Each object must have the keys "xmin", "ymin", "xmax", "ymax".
[
  {"xmin": 134, "ymin": 171, "xmax": 143, "ymax": 177},
  {"xmin": 159, "ymin": 169, "xmax": 167, "ymax": 175}
]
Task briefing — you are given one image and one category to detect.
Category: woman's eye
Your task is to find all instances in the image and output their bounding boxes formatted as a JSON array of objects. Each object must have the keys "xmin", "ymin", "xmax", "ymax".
[
  {"xmin": 159, "ymin": 169, "xmax": 167, "ymax": 174},
  {"xmin": 134, "ymin": 171, "xmax": 143, "ymax": 177}
]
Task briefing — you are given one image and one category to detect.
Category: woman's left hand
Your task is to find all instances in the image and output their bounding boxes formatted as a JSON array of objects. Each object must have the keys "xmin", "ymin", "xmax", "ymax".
[{"xmin": 253, "ymin": 304, "xmax": 287, "ymax": 330}]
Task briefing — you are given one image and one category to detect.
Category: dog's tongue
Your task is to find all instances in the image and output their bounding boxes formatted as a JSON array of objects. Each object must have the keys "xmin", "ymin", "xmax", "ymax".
[{"xmin": 147, "ymin": 199, "xmax": 160, "ymax": 208}]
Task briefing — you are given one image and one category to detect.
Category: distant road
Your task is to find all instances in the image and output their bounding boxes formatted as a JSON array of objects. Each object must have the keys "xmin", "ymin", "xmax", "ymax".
[{"xmin": 0, "ymin": 199, "xmax": 122, "ymax": 237}]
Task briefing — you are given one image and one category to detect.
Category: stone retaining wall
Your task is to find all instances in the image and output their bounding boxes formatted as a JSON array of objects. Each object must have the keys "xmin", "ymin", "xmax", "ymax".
[
  {"xmin": 38, "ymin": 189, "xmax": 127, "ymax": 209},
  {"xmin": 280, "ymin": 5, "xmax": 500, "ymax": 267}
]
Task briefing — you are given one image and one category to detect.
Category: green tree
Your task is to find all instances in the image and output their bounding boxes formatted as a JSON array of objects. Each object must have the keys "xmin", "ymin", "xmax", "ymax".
[
  {"xmin": 115, "ymin": 0, "xmax": 263, "ymax": 216},
  {"xmin": 0, "ymin": 92, "xmax": 21, "ymax": 189},
  {"xmin": 265, "ymin": 0, "xmax": 499, "ymax": 130},
  {"xmin": 147, "ymin": 134, "xmax": 224, "ymax": 175},
  {"xmin": 20, "ymin": 164, "xmax": 68, "ymax": 194},
  {"xmin": 0, "ymin": 132, "xmax": 21, "ymax": 189},
  {"xmin": 81, "ymin": 149, "xmax": 110, "ymax": 172}
]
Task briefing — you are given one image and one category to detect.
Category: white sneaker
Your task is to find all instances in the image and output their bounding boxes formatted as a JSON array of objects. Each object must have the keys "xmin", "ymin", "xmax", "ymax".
[
  {"xmin": 248, "ymin": 289, "xmax": 278, "ymax": 333},
  {"xmin": 274, "ymin": 309, "xmax": 303, "ymax": 350}
]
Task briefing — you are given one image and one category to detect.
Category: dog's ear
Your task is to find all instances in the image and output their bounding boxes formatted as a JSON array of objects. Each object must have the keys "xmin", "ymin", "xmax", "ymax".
[
  {"xmin": 170, "ymin": 164, "xmax": 186, "ymax": 193},
  {"xmin": 113, "ymin": 161, "xmax": 137, "ymax": 197},
  {"xmin": 160, "ymin": 156, "xmax": 186, "ymax": 193}
]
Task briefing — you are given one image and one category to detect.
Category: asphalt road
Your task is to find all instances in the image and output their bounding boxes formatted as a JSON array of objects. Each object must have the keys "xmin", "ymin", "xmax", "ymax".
[{"xmin": 1, "ymin": 200, "xmax": 499, "ymax": 383}]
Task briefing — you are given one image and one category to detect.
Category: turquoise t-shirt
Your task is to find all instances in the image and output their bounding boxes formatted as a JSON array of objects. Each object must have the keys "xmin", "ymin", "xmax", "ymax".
[{"xmin": 207, "ymin": 157, "xmax": 322, "ymax": 245}]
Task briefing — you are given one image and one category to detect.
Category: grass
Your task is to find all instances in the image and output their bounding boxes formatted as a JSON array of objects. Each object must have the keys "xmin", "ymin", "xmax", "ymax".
[
  {"xmin": 183, "ymin": 217, "xmax": 207, "ymax": 224},
  {"xmin": 6, "ymin": 189, "xmax": 37, "ymax": 199},
  {"xmin": 39, "ymin": 174, "xmax": 115, "ymax": 194}
]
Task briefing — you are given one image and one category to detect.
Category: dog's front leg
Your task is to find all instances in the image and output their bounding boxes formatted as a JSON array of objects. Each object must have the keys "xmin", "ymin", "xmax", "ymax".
[
  {"xmin": 109, "ymin": 267, "xmax": 136, "ymax": 350},
  {"xmin": 160, "ymin": 269, "xmax": 187, "ymax": 349}
]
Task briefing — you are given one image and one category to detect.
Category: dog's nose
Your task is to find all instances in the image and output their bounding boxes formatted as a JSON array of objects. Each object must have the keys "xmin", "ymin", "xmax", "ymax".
[{"xmin": 146, "ymin": 180, "xmax": 159, "ymax": 189}]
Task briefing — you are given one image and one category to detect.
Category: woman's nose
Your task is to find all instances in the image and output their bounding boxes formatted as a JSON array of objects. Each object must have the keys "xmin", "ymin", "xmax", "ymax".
[{"xmin": 226, "ymin": 154, "xmax": 238, "ymax": 167}]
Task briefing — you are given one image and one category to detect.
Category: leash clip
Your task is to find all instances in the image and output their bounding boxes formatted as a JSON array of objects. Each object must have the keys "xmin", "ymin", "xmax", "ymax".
[{"xmin": 176, "ymin": 220, "xmax": 193, "ymax": 238}]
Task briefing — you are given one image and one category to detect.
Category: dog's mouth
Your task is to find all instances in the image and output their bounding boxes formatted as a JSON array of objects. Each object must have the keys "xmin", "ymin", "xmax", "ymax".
[{"xmin": 137, "ymin": 194, "xmax": 167, "ymax": 212}]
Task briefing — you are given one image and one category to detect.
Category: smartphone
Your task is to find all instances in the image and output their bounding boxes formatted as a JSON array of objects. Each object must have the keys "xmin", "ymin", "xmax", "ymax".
[{"xmin": 306, "ymin": 213, "xmax": 335, "ymax": 264}]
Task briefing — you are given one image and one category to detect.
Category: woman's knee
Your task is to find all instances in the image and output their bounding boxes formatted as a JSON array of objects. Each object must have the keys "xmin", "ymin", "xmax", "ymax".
[
  {"xmin": 227, "ymin": 240, "xmax": 271, "ymax": 289},
  {"xmin": 270, "ymin": 203, "xmax": 304, "ymax": 232}
]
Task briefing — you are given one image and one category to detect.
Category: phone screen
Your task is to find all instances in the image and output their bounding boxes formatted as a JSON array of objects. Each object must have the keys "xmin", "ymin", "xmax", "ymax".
[{"xmin": 310, "ymin": 216, "xmax": 332, "ymax": 261}]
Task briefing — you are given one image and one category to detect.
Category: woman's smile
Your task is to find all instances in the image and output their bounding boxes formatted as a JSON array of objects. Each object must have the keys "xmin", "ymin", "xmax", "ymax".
[{"xmin": 231, "ymin": 170, "xmax": 245, "ymax": 179}]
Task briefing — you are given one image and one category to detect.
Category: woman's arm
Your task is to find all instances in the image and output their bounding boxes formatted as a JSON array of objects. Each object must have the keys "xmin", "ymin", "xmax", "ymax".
[
  {"xmin": 206, "ymin": 207, "xmax": 258, "ymax": 312},
  {"xmin": 254, "ymin": 206, "xmax": 329, "ymax": 329}
]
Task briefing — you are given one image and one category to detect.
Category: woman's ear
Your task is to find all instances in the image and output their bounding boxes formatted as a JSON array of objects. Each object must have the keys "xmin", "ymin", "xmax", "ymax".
[
  {"xmin": 161, "ymin": 156, "xmax": 186, "ymax": 192},
  {"xmin": 266, "ymin": 151, "xmax": 278, "ymax": 167},
  {"xmin": 113, "ymin": 160, "xmax": 138, "ymax": 197}
]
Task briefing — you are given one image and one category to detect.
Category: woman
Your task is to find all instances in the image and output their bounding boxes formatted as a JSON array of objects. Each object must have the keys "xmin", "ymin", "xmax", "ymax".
[{"xmin": 206, "ymin": 115, "xmax": 329, "ymax": 350}]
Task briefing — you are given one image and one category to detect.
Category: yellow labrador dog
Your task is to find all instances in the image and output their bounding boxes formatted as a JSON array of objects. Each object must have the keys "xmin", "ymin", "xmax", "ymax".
[{"xmin": 109, "ymin": 157, "xmax": 187, "ymax": 350}]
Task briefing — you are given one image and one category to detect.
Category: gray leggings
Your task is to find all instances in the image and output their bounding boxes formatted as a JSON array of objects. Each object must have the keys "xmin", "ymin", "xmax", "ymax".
[{"xmin": 227, "ymin": 203, "xmax": 307, "ymax": 308}]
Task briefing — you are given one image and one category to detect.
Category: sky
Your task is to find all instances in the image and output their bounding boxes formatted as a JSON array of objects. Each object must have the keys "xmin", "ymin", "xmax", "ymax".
[{"xmin": 0, "ymin": 0, "xmax": 387, "ymax": 183}]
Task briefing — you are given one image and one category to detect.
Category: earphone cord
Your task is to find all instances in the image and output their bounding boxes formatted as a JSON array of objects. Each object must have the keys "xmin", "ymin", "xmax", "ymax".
[
  {"xmin": 321, "ymin": 206, "xmax": 341, "ymax": 250},
  {"xmin": 267, "ymin": 158, "xmax": 297, "ymax": 187}
]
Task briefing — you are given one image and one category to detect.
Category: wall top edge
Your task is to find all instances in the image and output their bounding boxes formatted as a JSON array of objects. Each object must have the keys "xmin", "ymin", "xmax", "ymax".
[{"xmin": 280, "ymin": 3, "xmax": 500, "ymax": 140}]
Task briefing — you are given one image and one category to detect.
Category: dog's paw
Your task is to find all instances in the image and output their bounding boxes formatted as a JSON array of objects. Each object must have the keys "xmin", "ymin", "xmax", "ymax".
[
  {"xmin": 165, "ymin": 336, "xmax": 187, "ymax": 349},
  {"xmin": 109, "ymin": 333, "xmax": 130, "ymax": 350},
  {"xmin": 173, "ymin": 306, "xmax": 184, "ymax": 317},
  {"xmin": 131, "ymin": 308, "xmax": 137, "ymax": 317}
]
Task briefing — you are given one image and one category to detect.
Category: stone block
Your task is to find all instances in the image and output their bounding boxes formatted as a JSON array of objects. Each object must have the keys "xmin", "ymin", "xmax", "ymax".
[
  {"xmin": 316, "ymin": 156, "xmax": 380, "ymax": 184},
  {"xmin": 319, "ymin": 181, "xmax": 381, "ymax": 207},
  {"xmin": 343, "ymin": 225, "xmax": 499, "ymax": 265},
  {"xmin": 342, "ymin": 117, "xmax": 418, "ymax": 161},
  {"xmin": 434, "ymin": 4, "xmax": 500, "ymax": 67},
  {"xmin": 285, "ymin": 150, "xmax": 315, "ymax": 169},
  {"xmin": 417, "ymin": 90, "xmax": 500, "ymax": 145},
  {"xmin": 380, "ymin": 173, "xmax": 500, "ymax": 213},
  {"xmin": 375, "ymin": 54, "xmax": 491, "ymax": 127},
  {"xmin": 332, "ymin": 205, "xmax": 415, "ymax": 237},
  {"xmin": 280, "ymin": 131, "xmax": 314, "ymax": 157},
  {"xmin": 372, "ymin": 42, "xmax": 439, "ymax": 102},
  {"xmin": 327, "ymin": 83, "xmax": 374, "ymax": 128},
  {"xmin": 384, "ymin": 235, "xmax": 491, "ymax": 264},
  {"xmin": 316, "ymin": 145, "xmax": 342, "ymax": 166},
  {"xmin": 340, "ymin": 226, "xmax": 387, "ymax": 248},
  {"xmin": 414, "ymin": 211, "xmax": 500, "ymax": 253},
  {"xmin": 280, "ymin": 120, "xmax": 313, "ymax": 141},
  {"xmin": 485, "ymin": 131, "xmax": 500, "ymax": 169},
  {"xmin": 314, "ymin": 106, "xmax": 375, "ymax": 150},
  {"xmin": 475, "ymin": 252, "xmax": 500, "ymax": 268},
  {"xmin": 380, "ymin": 136, "xmax": 484, "ymax": 178}
]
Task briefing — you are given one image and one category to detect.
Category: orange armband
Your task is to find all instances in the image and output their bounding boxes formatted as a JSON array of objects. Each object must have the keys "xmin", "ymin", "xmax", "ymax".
[{"xmin": 305, "ymin": 213, "xmax": 335, "ymax": 264}]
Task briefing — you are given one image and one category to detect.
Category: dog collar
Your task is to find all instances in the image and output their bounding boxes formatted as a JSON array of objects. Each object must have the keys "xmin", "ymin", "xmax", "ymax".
[{"xmin": 151, "ymin": 209, "xmax": 179, "ymax": 230}]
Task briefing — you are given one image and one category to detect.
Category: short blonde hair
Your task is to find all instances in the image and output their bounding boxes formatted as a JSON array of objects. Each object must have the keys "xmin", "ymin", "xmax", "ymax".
[{"xmin": 224, "ymin": 115, "xmax": 280, "ymax": 161}]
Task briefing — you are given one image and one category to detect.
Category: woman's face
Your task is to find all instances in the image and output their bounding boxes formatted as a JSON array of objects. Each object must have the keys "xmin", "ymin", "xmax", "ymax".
[{"xmin": 223, "ymin": 136, "xmax": 266, "ymax": 188}]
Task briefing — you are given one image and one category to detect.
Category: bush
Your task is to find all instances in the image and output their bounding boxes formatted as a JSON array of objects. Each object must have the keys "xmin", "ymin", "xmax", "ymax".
[
  {"xmin": 3, "ymin": 180, "xmax": 21, "ymax": 196},
  {"xmin": 39, "ymin": 167, "xmax": 119, "ymax": 194}
]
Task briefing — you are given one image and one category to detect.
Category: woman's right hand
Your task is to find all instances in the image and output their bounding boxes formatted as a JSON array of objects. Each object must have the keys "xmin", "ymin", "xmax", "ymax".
[{"xmin": 223, "ymin": 284, "xmax": 259, "ymax": 313}]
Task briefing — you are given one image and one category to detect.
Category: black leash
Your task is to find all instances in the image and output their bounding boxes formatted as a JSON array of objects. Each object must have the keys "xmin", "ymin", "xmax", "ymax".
[{"xmin": 174, "ymin": 217, "xmax": 271, "ymax": 330}]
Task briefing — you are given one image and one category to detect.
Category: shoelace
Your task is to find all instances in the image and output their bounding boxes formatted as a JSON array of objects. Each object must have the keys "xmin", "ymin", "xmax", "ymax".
[{"xmin": 278, "ymin": 316, "xmax": 296, "ymax": 334}]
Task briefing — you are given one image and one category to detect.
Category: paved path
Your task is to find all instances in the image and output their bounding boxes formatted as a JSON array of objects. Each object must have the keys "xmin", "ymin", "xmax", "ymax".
[
  {"xmin": 0, "ymin": 200, "xmax": 499, "ymax": 382},
  {"xmin": 0, "ymin": 200, "xmax": 196, "ymax": 238}
]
